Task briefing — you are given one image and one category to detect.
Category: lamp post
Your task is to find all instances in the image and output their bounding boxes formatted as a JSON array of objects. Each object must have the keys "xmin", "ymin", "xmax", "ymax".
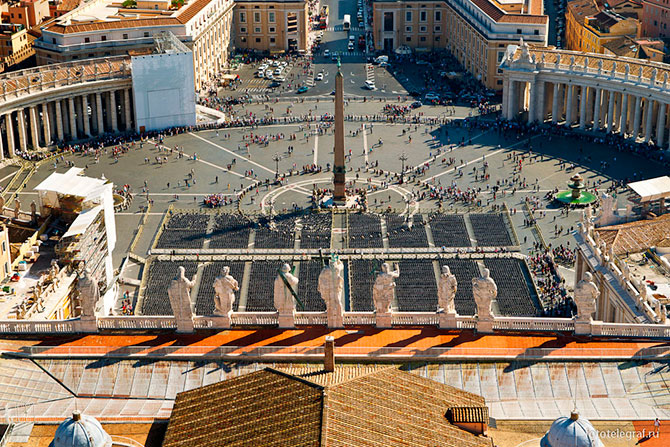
[
  {"xmin": 273, "ymin": 152, "xmax": 281, "ymax": 179},
  {"xmin": 399, "ymin": 152, "xmax": 408, "ymax": 184}
]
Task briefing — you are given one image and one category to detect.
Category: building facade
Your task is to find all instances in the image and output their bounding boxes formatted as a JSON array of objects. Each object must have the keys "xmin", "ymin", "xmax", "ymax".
[
  {"xmin": 233, "ymin": 0, "xmax": 308, "ymax": 53},
  {"xmin": 34, "ymin": 0, "xmax": 234, "ymax": 89},
  {"xmin": 641, "ymin": 0, "xmax": 670, "ymax": 37},
  {"xmin": 565, "ymin": 0, "xmax": 639, "ymax": 53},
  {"xmin": 371, "ymin": 0, "xmax": 548, "ymax": 91}
]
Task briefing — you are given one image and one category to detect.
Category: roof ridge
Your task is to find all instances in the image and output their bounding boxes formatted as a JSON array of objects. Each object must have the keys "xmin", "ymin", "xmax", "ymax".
[
  {"xmin": 264, "ymin": 366, "xmax": 326, "ymax": 391},
  {"xmin": 325, "ymin": 365, "xmax": 398, "ymax": 388}
]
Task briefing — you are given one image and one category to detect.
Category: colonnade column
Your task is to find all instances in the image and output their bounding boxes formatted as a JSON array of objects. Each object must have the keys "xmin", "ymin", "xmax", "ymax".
[
  {"xmin": 5, "ymin": 114, "xmax": 14, "ymax": 158},
  {"xmin": 536, "ymin": 81, "xmax": 546, "ymax": 122},
  {"xmin": 551, "ymin": 83, "xmax": 560, "ymax": 123},
  {"xmin": 606, "ymin": 91, "xmax": 615, "ymax": 133},
  {"xmin": 17, "ymin": 110, "xmax": 27, "ymax": 151},
  {"xmin": 123, "ymin": 89, "xmax": 132, "ymax": 130},
  {"xmin": 501, "ymin": 78, "xmax": 510, "ymax": 120},
  {"xmin": 82, "ymin": 95, "xmax": 90, "ymax": 137},
  {"xmin": 644, "ymin": 99, "xmax": 654, "ymax": 142},
  {"xmin": 109, "ymin": 91, "xmax": 118, "ymax": 132},
  {"xmin": 579, "ymin": 86, "xmax": 588, "ymax": 129},
  {"xmin": 632, "ymin": 96, "xmax": 642, "ymax": 139},
  {"xmin": 656, "ymin": 103, "xmax": 666, "ymax": 147},
  {"xmin": 42, "ymin": 103, "xmax": 51, "ymax": 146},
  {"xmin": 592, "ymin": 88, "xmax": 601, "ymax": 132},
  {"xmin": 0, "ymin": 125, "xmax": 4, "ymax": 160},
  {"xmin": 95, "ymin": 93, "xmax": 104, "ymax": 135},
  {"xmin": 507, "ymin": 80, "xmax": 518, "ymax": 119},
  {"xmin": 619, "ymin": 94, "xmax": 629, "ymax": 135},
  {"xmin": 55, "ymin": 100, "xmax": 64, "ymax": 141},
  {"xmin": 565, "ymin": 85, "xmax": 574, "ymax": 126},
  {"xmin": 68, "ymin": 98, "xmax": 77, "ymax": 140},
  {"xmin": 29, "ymin": 107, "xmax": 40, "ymax": 149},
  {"xmin": 527, "ymin": 81, "xmax": 536, "ymax": 124}
]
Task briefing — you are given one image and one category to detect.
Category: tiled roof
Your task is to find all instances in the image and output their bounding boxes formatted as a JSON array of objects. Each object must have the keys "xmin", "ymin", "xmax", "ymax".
[
  {"xmin": 470, "ymin": 0, "xmax": 546, "ymax": 24},
  {"xmin": 595, "ymin": 214, "xmax": 670, "ymax": 255},
  {"xmin": 45, "ymin": 18, "xmax": 181, "ymax": 34},
  {"xmin": 448, "ymin": 407, "xmax": 489, "ymax": 423},
  {"xmin": 567, "ymin": 0, "xmax": 601, "ymax": 25},
  {"xmin": 163, "ymin": 368, "xmax": 324, "ymax": 447},
  {"xmin": 163, "ymin": 366, "xmax": 491, "ymax": 447}
]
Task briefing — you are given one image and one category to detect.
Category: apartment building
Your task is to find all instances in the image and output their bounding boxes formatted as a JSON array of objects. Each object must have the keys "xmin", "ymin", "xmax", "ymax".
[
  {"xmin": 372, "ymin": 0, "xmax": 548, "ymax": 91},
  {"xmin": 641, "ymin": 0, "xmax": 670, "ymax": 37},
  {"xmin": 6, "ymin": 0, "xmax": 50, "ymax": 28},
  {"xmin": 34, "ymin": 0, "xmax": 235, "ymax": 89},
  {"xmin": 233, "ymin": 0, "xmax": 308, "ymax": 53},
  {"xmin": 565, "ymin": 0, "xmax": 638, "ymax": 53}
]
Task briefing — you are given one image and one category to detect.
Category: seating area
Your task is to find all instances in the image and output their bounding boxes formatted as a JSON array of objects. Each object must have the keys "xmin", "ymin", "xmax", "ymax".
[
  {"xmin": 349, "ymin": 259, "xmax": 376, "ymax": 311},
  {"xmin": 296, "ymin": 260, "xmax": 327, "ymax": 311},
  {"xmin": 195, "ymin": 262, "xmax": 246, "ymax": 315},
  {"xmin": 386, "ymin": 214, "xmax": 429, "ymax": 248},
  {"xmin": 429, "ymin": 215, "xmax": 471, "ymax": 247},
  {"xmin": 155, "ymin": 230, "xmax": 207, "ymax": 249},
  {"xmin": 484, "ymin": 258, "xmax": 541, "ymax": 317},
  {"xmin": 395, "ymin": 260, "xmax": 438, "ymax": 311},
  {"xmin": 441, "ymin": 259, "xmax": 480, "ymax": 315},
  {"xmin": 209, "ymin": 214, "xmax": 253, "ymax": 249},
  {"xmin": 164, "ymin": 213, "xmax": 209, "ymax": 230},
  {"xmin": 254, "ymin": 214, "xmax": 298, "ymax": 249},
  {"xmin": 245, "ymin": 261, "xmax": 283, "ymax": 311},
  {"xmin": 141, "ymin": 261, "xmax": 198, "ymax": 315},
  {"xmin": 348, "ymin": 213, "xmax": 383, "ymax": 248},
  {"xmin": 299, "ymin": 213, "xmax": 332, "ymax": 249},
  {"xmin": 470, "ymin": 213, "xmax": 514, "ymax": 247}
]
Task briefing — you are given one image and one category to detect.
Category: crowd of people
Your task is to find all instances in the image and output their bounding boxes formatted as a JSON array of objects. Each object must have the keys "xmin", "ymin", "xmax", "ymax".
[
  {"xmin": 204, "ymin": 193, "xmax": 234, "ymax": 208},
  {"xmin": 528, "ymin": 249, "xmax": 574, "ymax": 318}
]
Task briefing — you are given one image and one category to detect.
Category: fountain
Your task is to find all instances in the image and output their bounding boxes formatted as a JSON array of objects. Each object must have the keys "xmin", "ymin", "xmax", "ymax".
[{"xmin": 554, "ymin": 173, "xmax": 597, "ymax": 206}]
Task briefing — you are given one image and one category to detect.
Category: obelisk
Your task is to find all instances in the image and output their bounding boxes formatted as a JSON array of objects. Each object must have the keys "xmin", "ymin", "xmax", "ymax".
[{"xmin": 333, "ymin": 58, "xmax": 346, "ymax": 202}]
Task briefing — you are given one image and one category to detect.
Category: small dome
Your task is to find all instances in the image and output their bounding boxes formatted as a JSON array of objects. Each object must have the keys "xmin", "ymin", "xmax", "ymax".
[
  {"xmin": 540, "ymin": 412, "xmax": 603, "ymax": 447},
  {"xmin": 50, "ymin": 411, "xmax": 112, "ymax": 447}
]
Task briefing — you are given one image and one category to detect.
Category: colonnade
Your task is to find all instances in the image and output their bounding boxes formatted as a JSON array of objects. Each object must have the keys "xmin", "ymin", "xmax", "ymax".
[
  {"xmin": 501, "ymin": 45, "xmax": 670, "ymax": 150},
  {"xmin": 0, "ymin": 89, "xmax": 134, "ymax": 158}
]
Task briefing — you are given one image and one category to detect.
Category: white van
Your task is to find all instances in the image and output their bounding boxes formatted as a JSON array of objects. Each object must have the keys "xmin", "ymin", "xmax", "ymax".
[{"xmin": 374, "ymin": 55, "xmax": 389, "ymax": 64}]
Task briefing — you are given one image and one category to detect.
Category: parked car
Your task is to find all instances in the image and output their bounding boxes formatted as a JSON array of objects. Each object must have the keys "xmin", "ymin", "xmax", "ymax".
[
  {"xmin": 410, "ymin": 101, "xmax": 422, "ymax": 109},
  {"xmin": 324, "ymin": 49, "xmax": 330, "ymax": 57},
  {"xmin": 348, "ymin": 42, "xmax": 355, "ymax": 51},
  {"xmin": 297, "ymin": 86, "xmax": 309, "ymax": 93},
  {"xmin": 364, "ymin": 80, "xmax": 376, "ymax": 90},
  {"xmin": 331, "ymin": 52, "xmax": 338, "ymax": 61},
  {"xmin": 425, "ymin": 92, "xmax": 440, "ymax": 101},
  {"xmin": 316, "ymin": 72, "xmax": 324, "ymax": 81}
]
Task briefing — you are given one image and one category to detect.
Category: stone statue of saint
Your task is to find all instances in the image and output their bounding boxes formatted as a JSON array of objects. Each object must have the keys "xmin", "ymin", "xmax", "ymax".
[
  {"xmin": 373, "ymin": 262, "xmax": 399, "ymax": 314},
  {"xmin": 78, "ymin": 267, "xmax": 100, "ymax": 319},
  {"xmin": 438, "ymin": 265, "xmax": 457, "ymax": 314},
  {"xmin": 13, "ymin": 199, "xmax": 20, "ymax": 219},
  {"xmin": 574, "ymin": 271, "xmax": 599, "ymax": 321},
  {"xmin": 30, "ymin": 200, "xmax": 37, "ymax": 223},
  {"xmin": 472, "ymin": 268, "xmax": 497, "ymax": 319},
  {"xmin": 318, "ymin": 258, "xmax": 345, "ymax": 327},
  {"xmin": 273, "ymin": 263, "xmax": 298, "ymax": 315},
  {"xmin": 212, "ymin": 266, "xmax": 238, "ymax": 316},
  {"xmin": 167, "ymin": 266, "xmax": 195, "ymax": 322}
]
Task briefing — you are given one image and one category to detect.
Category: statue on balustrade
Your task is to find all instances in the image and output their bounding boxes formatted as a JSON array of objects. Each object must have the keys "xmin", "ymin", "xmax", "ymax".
[
  {"xmin": 274, "ymin": 263, "xmax": 298, "ymax": 315},
  {"xmin": 472, "ymin": 268, "xmax": 497, "ymax": 319},
  {"xmin": 78, "ymin": 267, "xmax": 100, "ymax": 319},
  {"xmin": 13, "ymin": 199, "xmax": 20, "ymax": 219},
  {"xmin": 574, "ymin": 271, "xmax": 599, "ymax": 321},
  {"xmin": 318, "ymin": 257, "xmax": 344, "ymax": 327},
  {"xmin": 213, "ymin": 266, "xmax": 238, "ymax": 316},
  {"xmin": 438, "ymin": 265, "xmax": 458, "ymax": 314},
  {"xmin": 168, "ymin": 266, "xmax": 195, "ymax": 322},
  {"xmin": 373, "ymin": 262, "xmax": 399, "ymax": 314}
]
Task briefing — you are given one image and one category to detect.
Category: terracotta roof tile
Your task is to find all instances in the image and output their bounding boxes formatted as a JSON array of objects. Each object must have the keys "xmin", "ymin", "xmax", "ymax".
[
  {"xmin": 45, "ymin": 18, "xmax": 181, "ymax": 34},
  {"xmin": 595, "ymin": 214, "xmax": 670, "ymax": 255}
]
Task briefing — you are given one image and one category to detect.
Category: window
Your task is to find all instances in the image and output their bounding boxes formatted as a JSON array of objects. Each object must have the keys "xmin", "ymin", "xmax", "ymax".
[
  {"xmin": 254, "ymin": 27, "xmax": 261, "ymax": 33},
  {"xmin": 270, "ymin": 37, "xmax": 275, "ymax": 43},
  {"xmin": 497, "ymin": 51, "xmax": 504, "ymax": 62},
  {"xmin": 144, "ymin": 32, "xmax": 150, "ymax": 37},
  {"xmin": 88, "ymin": 53, "xmax": 94, "ymax": 57},
  {"xmin": 241, "ymin": 37, "xmax": 247, "ymax": 42},
  {"xmin": 255, "ymin": 37, "xmax": 261, "ymax": 42},
  {"xmin": 497, "ymin": 79, "xmax": 503, "ymax": 85},
  {"xmin": 240, "ymin": 12, "xmax": 246, "ymax": 22},
  {"xmin": 406, "ymin": 11, "xmax": 412, "ymax": 22},
  {"xmin": 123, "ymin": 33, "xmax": 128, "ymax": 39},
  {"xmin": 84, "ymin": 37, "xmax": 90, "ymax": 43},
  {"xmin": 52, "ymin": 38, "xmax": 56, "ymax": 44},
  {"xmin": 434, "ymin": 26, "xmax": 441, "ymax": 32},
  {"xmin": 269, "ymin": 12, "xmax": 275, "ymax": 22},
  {"xmin": 420, "ymin": 26, "xmax": 426, "ymax": 32},
  {"xmin": 435, "ymin": 36, "xmax": 440, "ymax": 41},
  {"xmin": 406, "ymin": 26, "xmax": 412, "ymax": 32},
  {"xmin": 383, "ymin": 12, "xmax": 393, "ymax": 32},
  {"xmin": 420, "ymin": 11, "xmax": 426, "ymax": 21},
  {"xmin": 406, "ymin": 37, "xmax": 411, "ymax": 42},
  {"xmin": 240, "ymin": 27, "xmax": 247, "ymax": 33},
  {"xmin": 435, "ymin": 10, "xmax": 441, "ymax": 21},
  {"xmin": 101, "ymin": 35, "xmax": 106, "ymax": 41},
  {"xmin": 420, "ymin": 36, "xmax": 426, "ymax": 42},
  {"xmin": 269, "ymin": 27, "xmax": 275, "ymax": 33},
  {"xmin": 254, "ymin": 12, "xmax": 261, "ymax": 22},
  {"xmin": 516, "ymin": 29, "xmax": 521, "ymax": 34}
]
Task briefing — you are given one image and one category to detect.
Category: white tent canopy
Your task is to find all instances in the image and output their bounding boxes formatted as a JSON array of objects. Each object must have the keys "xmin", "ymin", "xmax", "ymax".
[
  {"xmin": 34, "ymin": 167, "xmax": 107, "ymax": 200},
  {"xmin": 62, "ymin": 206, "xmax": 102, "ymax": 239},
  {"xmin": 628, "ymin": 176, "xmax": 670, "ymax": 202}
]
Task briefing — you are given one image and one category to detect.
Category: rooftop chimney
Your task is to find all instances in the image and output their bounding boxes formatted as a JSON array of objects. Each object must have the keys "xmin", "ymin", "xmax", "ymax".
[
  {"xmin": 324, "ymin": 336, "xmax": 335, "ymax": 372},
  {"xmin": 72, "ymin": 411, "xmax": 81, "ymax": 422}
]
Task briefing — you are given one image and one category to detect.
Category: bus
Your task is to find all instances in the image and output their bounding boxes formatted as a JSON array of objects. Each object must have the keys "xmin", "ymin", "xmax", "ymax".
[
  {"xmin": 319, "ymin": 5, "xmax": 329, "ymax": 29},
  {"xmin": 343, "ymin": 14, "xmax": 351, "ymax": 31}
]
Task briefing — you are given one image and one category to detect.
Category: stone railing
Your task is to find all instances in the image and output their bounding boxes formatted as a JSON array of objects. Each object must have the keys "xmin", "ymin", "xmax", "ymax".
[
  {"xmin": 0, "ymin": 319, "xmax": 78, "ymax": 333},
  {"xmin": 492, "ymin": 316, "xmax": 575, "ymax": 332},
  {"xmin": 391, "ymin": 312, "xmax": 440, "ymax": 326},
  {"xmin": 590, "ymin": 321, "xmax": 670, "ymax": 338},
  {"xmin": 0, "ymin": 55, "xmax": 131, "ymax": 103},
  {"xmin": 97, "ymin": 316, "xmax": 177, "ymax": 330}
]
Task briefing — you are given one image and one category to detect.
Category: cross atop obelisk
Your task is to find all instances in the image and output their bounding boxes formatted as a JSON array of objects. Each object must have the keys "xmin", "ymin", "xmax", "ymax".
[{"xmin": 333, "ymin": 57, "xmax": 346, "ymax": 203}]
